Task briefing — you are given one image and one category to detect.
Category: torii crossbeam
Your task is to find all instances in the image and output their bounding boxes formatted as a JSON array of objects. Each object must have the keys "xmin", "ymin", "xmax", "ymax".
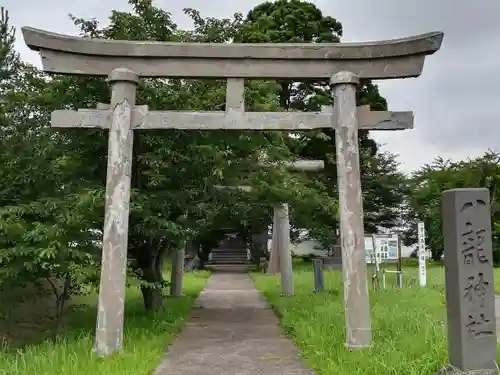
[
  {"xmin": 22, "ymin": 27, "xmax": 442, "ymax": 79},
  {"xmin": 51, "ymin": 103, "xmax": 413, "ymax": 131}
]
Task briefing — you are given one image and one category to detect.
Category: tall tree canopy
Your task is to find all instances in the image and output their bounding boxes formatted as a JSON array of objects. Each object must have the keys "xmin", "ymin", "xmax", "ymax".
[{"xmin": 236, "ymin": 0, "xmax": 406, "ymax": 248}]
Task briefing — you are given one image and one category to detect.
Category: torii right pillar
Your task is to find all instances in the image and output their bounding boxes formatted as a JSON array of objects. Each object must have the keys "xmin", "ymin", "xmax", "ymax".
[{"xmin": 330, "ymin": 71, "xmax": 371, "ymax": 349}]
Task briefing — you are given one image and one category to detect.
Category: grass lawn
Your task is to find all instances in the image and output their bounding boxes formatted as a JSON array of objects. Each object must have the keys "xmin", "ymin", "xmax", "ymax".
[
  {"xmin": 0, "ymin": 269, "xmax": 209, "ymax": 375},
  {"xmin": 252, "ymin": 260, "xmax": 500, "ymax": 375}
]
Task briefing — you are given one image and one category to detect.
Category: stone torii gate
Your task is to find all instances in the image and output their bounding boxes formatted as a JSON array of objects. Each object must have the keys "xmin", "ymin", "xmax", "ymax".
[{"xmin": 22, "ymin": 26, "xmax": 443, "ymax": 354}]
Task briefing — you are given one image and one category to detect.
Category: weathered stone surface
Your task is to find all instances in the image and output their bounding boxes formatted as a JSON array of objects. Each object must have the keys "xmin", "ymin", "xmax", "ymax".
[
  {"xmin": 331, "ymin": 71, "xmax": 372, "ymax": 349},
  {"xmin": 259, "ymin": 160, "xmax": 325, "ymax": 171},
  {"xmin": 441, "ymin": 188, "xmax": 498, "ymax": 373},
  {"xmin": 94, "ymin": 68, "xmax": 138, "ymax": 357},
  {"xmin": 226, "ymin": 78, "xmax": 245, "ymax": 112},
  {"xmin": 267, "ymin": 208, "xmax": 280, "ymax": 275},
  {"xmin": 51, "ymin": 105, "xmax": 413, "ymax": 131},
  {"xmin": 22, "ymin": 27, "xmax": 443, "ymax": 79},
  {"xmin": 22, "ymin": 27, "xmax": 443, "ymax": 59},
  {"xmin": 170, "ymin": 246, "xmax": 184, "ymax": 297},
  {"xmin": 495, "ymin": 295, "xmax": 500, "ymax": 342},
  {"xmin": 276, "ymin": 203, "xmax": 293, "ymax": 296},
  {"xmin": 435, "ymin": 364, "xmax": 499, "ymax": 375}
]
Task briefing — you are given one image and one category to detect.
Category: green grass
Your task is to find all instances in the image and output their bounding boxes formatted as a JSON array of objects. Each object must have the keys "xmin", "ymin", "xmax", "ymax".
[
  {"xmin": 252, "ymin": 261, "xmax": 500, "ymax": 375},
  {"xmin": 0, "ymin": 270, "xmax": 209, "ymax": 375}
]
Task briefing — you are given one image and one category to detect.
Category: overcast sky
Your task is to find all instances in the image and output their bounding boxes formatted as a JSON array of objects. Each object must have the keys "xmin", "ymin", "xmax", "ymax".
[{"xmin": 5, "ymin": 0, "xmax": 500, "ymax": 173}]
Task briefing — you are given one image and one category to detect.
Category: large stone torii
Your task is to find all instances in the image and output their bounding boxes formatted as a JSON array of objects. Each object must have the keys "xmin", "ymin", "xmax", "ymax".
[{"xmin": 22, "ymin": 27, "xmax": 443, "ymax": 355}]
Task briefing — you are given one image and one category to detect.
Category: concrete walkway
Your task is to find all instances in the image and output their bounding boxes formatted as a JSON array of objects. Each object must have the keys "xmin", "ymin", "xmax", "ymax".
[{"xmin": 154, "ymin": 273, "xmax": 315, "ymax": 375}]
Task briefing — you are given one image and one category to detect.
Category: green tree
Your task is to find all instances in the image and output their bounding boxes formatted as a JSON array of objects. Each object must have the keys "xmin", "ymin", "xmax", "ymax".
[
  {"xmin": 38, "ymin": 0, "xmax": 311, "ymax": 310},
  {"xmin": 0, "ymin": 7, "xmax": 99, "ymax": 334},
  {"xmin": 404, "ymin": 152, "xmax": 500, "ymax": 263},
  {"xmin": 236, "ymin": 0, "xmax": 406, "ymax": 250}
]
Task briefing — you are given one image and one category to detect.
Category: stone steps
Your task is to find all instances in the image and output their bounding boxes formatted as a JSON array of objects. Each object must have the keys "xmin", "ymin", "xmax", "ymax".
[
  {"xmin": 207, "ymin": 260, "xmax": 249, "ymax": 266},
  {"xmin": 210, "ymin": 253, "xmax": 248, "ymax": 259},
  {"xmin": 211, "ymin": 251, "xmax": 248, "ymax": 257},
  {"xmin": 208, "ymin": 247, "xmax": 250, "ymax": 269},
  {"xmin": 207, "ymin": 234, "xmax": 250, "ymax": 272},
  {"xmin": 204, "ymin": 264, "xmax": 251, "ymax": 273}
]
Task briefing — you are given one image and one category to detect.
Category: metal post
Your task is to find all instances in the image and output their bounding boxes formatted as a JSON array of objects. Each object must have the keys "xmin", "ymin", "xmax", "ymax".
[
  {"xmin": 396, "ymin": 234, "xmax": 403, "ymax": 288},
  {"xmin": 313, "ymin": 258, "xmax": 324, "ymax": 292},
  {"xmin": 371, "ymin": 234, "xmax": 380, "ymax": 280}
]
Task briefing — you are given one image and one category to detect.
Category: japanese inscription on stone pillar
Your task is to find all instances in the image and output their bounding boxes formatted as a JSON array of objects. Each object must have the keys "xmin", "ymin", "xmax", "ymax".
[{"xmin": 441, "ymin": 188, "xmax": 497, "ymax": 372}]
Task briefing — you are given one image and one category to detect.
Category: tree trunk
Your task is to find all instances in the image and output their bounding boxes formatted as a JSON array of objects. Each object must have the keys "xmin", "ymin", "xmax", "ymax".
[
  {"xmin": 250, "ymin": 229, "xmax": 268, "ymax": 265},
  {"xmin": 42, "ymin": 273, "xmax": 72, "ymax": 341},
  {"xmin": 139, "ymin": 249, "xmax": 166, "ymax": 312},
  {"xmin": 197, "ymin": 242, "xmax": 212, "ymax": 269},
  {"xmin": 431, "ymin": 249, "xmax": 443, "ymax": 262},
  {"xmin": 140, "ymin": 285, "xmax": 163, "ymax": 312},
  {"xmin": 185, "ymin": 240, "xmax": 198, "ymax": 257}
]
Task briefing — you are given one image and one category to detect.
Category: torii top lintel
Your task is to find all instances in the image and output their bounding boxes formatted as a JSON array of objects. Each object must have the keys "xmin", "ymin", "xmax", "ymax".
[{"xmin": 22, "ymin": 27, "xmax": 443, "ymax": 80}]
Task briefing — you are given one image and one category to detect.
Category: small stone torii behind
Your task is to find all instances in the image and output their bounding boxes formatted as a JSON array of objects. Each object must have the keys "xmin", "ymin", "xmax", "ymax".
[
  {"xmin": 259, "ymin": 160, "xmax": 325, "ymax": 281},
  {"xmin": 214, "ymin": 158, "xmax": 325, "ymax": 298},
  {"xmin": 22, "ymin": 26, "xmax": 443, "ymax": 356}
]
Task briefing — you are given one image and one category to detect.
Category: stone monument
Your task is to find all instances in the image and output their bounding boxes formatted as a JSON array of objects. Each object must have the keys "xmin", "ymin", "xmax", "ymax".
[
  {"xmin": 440, "ymin": 188, "xmax": 498, "ymax": 374},
  {"xmin": 23, "ymin": 26, "xmax": 443, "ymax": 353}
]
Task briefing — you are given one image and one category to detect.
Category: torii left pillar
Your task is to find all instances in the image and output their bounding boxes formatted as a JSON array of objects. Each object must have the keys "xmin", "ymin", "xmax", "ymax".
[
  {"xmin": 95, "ymin": 68, "xmax": 138, "ymax": 357},
  {"xmin": 275, "ymin": 203, "xmax": 293, "ymax": 296}
]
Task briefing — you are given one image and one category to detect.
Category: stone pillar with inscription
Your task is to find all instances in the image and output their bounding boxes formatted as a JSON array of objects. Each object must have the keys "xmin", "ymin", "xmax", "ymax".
[{"xmin": 440, "ymin": 188, "xmax": 498, "ymax": 374}]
